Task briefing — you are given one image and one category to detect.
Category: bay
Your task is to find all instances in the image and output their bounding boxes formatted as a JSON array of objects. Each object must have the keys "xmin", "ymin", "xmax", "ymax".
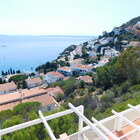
[{"xmin": 0, "ymin": 35, "xmax": 92, "ymax": 72}]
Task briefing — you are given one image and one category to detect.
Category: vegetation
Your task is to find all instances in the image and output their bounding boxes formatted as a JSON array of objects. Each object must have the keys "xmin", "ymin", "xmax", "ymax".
[
  {"xmin": 94, "ymin": 46, "xmax": 140, "ymax": 90},
  {"xmin": 0, "ymin": 102, "xmax": 77, "ymax": 140},
  {"xmin": 9, "ymin": 74, "xmax": 28, "ymax": 89}
]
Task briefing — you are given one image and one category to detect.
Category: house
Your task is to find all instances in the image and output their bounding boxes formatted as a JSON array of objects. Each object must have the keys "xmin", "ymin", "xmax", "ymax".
[
  {"xmin": 25, "ymin": 77, "xmax": 43, "ymax": 88},
  {"xmin": 76, "ymin": 75, "xmax": 93, "ymax": 84},
  {"xmin": 57, "ymin": 66, "xmax": 73, "ymax": 76},
  {"xmin": 68, "ymin": 58, "xmax": 84, "ymax": 66},
  {"xmin": 0, "ymin": 87, "xmax": 57, "ymax": 112},
  {"xmin": 0, "ymin": 82, "xmax": 17, "ymax": 95},
  {"xmin": 43, "ymin": 71, "xmax": 64, "ymax": 84},
  {"xmin": 97, "ymin": 57, "xmax": 109, "ymax": 67},
  {"xmin": 113, "ymin": 27, "xmax": 121, "ymax": 35},
  {"xmin": 89, "ymin": 56, "xmax": 98, "ymax": 61},
  {"xmin": 71, "ymin": 64, "xmax": 93, "ymax": 76},
  {"xmin": 129, "ymin": 41, "xmax": 140, "ymax": 47},
  {"xmin": 46, "ymin": 86, "xmax": 64, "ymax": 98}
]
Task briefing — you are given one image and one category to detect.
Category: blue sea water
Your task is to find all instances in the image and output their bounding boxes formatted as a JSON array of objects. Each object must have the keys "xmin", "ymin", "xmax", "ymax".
[{"xmin": 0, "ymin": 35, "xmax": 92, "ymax": 72}]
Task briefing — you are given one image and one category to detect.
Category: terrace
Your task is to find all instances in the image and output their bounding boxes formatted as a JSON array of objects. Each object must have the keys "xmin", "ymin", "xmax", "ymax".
[{"xmin": 0, "ymin": 103, "xmax": 140, "ymax": 140}]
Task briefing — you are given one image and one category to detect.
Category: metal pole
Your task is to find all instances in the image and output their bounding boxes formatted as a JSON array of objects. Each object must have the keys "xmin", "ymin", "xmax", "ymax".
[
  {"xmin": 38, "ymin": 110, "xmax": 56, "ymax": 140},
  {"xmin": 78, "ymin": 105, "xmax": 84, "ymax": 140}
]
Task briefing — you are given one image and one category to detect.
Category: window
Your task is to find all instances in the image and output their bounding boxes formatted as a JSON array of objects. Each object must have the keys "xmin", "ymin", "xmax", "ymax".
[{"xmin": 47, "ymin": 106, "xmax": 51, "ymax": 111}]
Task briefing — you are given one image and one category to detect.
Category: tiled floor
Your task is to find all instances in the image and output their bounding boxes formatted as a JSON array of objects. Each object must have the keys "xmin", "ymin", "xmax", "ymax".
[{"xmin": 107, "ymin": 118, "xmax": 140, "ymax": 140}]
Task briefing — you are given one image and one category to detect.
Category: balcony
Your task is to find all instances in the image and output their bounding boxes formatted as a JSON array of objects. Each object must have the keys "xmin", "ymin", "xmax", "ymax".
[{"xmin": 0, "ymin": 103, "xmax": 140, "ymax": 140}]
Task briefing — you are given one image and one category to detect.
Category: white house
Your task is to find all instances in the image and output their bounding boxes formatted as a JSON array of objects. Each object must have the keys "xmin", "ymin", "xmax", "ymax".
[
  {"xmin": 71, "ymin": 64, "xmax": 93, "ymax": 76},
  {"xmin": 25, "ymin": 77, "xmax": 43, "ymax": 88},
  {"xmin": 57, "ymin": 66, "xmax": 73, "ymax": 76},
  {"xmin": 0, "ymin": 82, "xmax": 17, "ymax": 95},
  {"xmin": 43, "ymin": 71, "xmax": 64, "ymax": 84}
]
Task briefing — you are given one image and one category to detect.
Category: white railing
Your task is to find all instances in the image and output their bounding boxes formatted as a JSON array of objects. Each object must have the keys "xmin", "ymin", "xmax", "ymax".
[
  {"xmin": 0, "ymin": 105, "xmax": 83, "ymax": 140},
  {"xmin": 0, "ymin": 103, "xmax": 140, "ymax": 140}
]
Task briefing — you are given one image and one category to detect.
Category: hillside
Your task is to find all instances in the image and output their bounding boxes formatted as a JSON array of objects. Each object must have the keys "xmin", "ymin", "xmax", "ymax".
[{"xmin": 1, "ymin": 16, "xmax": 140, "ymax": 140}]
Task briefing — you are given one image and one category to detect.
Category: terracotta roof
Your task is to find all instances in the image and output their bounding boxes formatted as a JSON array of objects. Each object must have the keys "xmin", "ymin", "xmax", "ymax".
[
  {"xmin": 76, "ymin": 76, "xmax": 93, "ymax": 83},
  {"xmin": 63, "ymin": 77, "xmax": 70, "ymax": 81},
  {"xmin": 0, "ymin": 93, "xmax": 55, "ymax": 111},
  {"xmin": 72, "ymin": 64, "xmax": 93, "ymax": 70},
  {"xmin": 69, "ymin": 58, "xmax": 84, "ymax": 64},
  {"xmin": 0, "ymin": 87, "xmax": 50, "ymax": 104},
  {"xmin": 46, "ymin": 87, "xmax": 64, "ymax": 97},
  {"xmin": 39, "ymin": 73, "xmax": 45, "ymax": 77},
  {"xmin": 129, "ymin": 41, "xmax": 140, "ymax": 47},
  {"xmin": 25, "ymin": 77, "xmax": 43, "ymax": 85},
  {"xmin": 47, "ymin": 71, "xmax": 64, "ymax": 78},
  {"xmin": 0, "ymin": 82, "xmax": 17, "ymax": 92},
  {"xmin": 58, "ymin": 66, "xmax": 71, "ymax": 72}
]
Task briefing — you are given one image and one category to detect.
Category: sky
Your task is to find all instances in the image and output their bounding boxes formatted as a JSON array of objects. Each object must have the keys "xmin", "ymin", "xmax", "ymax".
[{"xmin": 0, "ymin": 0, "xmax": 140, "ymax": 36}]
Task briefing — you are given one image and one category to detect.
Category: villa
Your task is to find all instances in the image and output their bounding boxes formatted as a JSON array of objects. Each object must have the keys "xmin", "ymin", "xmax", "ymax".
[
  {"xmin": 25, "ymin": 77, "xmax": 43, "ymax": 89},
  {"xmin": 71, "ymin": 64, "xmax": 93, "ymax": 76},
  {"xmin": 0, "ymin": 82, "xmax": 17, "ymax": 95},
  {"xmin": 57, "ymin": 66, "xmax": 73, "ymax": 76},
  {"xmin": 43, "ymin": 71, "xmax": 64, "ymax": 84},
  {"xmin": 0, "ymin": 87, "xmax": 57, "ymax": 112}
]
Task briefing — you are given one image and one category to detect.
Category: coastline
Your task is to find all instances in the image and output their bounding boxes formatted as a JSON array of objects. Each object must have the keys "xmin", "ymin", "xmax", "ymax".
[{"xmin": 0, "ymin": 35, "xmax": 92, "ymax": 73}]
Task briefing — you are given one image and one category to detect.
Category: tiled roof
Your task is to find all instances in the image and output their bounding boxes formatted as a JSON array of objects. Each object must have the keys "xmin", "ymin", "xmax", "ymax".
[
  {"xmin": 69, "ymin": 58, "xmax": 84, "ymax": 64},
  {"xmin": 46, "ymin": 87, "xmax": 64, "ymax": 97},
  {"xmin": 0, "ymin": 87, "xmax": 50, "ymax": 104},
  {"xmin": 25, "ymin": 77, "xmax": 43, "ymax": 85},
  {"xmin": 63, "ymin": 77, "xmax": 70, "ymax": 81},
  {"xmin": 76, "ymin": 76, "xmax": 93, "ymax": 83},
  {"xmin": 39, "ymin": 73, "xmax": 45, "ymax": 77},
  {"xmin": 0, "ymin": 82, "xmax": 17, "ymax": 92},
  {"xmin": 47, "ymin": 71, "xmax": 64, "ymax": 78},
  {"xmin": 0, "ymin": 93, "xmax": 55, "ymax": 111},
  {"xmin": 58, "ymin": 66, "xmax": 71, "ymax": 72},
  {"xmin": 72, "ymin": 64, "xmax": 93, "ymax": 70}
]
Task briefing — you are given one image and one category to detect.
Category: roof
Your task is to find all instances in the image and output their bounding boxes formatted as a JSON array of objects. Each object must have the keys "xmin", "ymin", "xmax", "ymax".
[
  {"xmin": 76, "ymin": 76, "xmax": 93, "ymax": 83},
  {"xmin": 47, "ymin": 71, "xmax": 64, "ymax": 78},
  {"xmin": 25, "ymin": 77, "xmax": 43, "ymax": 85},
  {"xmin": 63, "ymin": 77, "xmax": 70, "ymax": 81},
  {"xmin": 129, "ymin": 41, "xmax": 140, "ymax": 47},
  {"xmin": 58, "ymin": 66, "xmax": 71, "ymax": 72},
  {"xmin": 0, "ymin": 87, "xmax": 51, "ymax": 104},
  {"xmin": 72, "ymin": 64, "xmax": 93, "ymax": 70},
  {"xmin": 46, "ymin": 87, "xmax": 64, "ymax": 97},
  {"xmin": 69, "ymin": 58, "xmax": 84, "ymax": 64},
  {"xmin": 39, "ymin": 73, "xmax": 45, "ymax": 77},
  {"xmin": 0, "ymin": 93, "xmax": 55, "ymax": 111},
  {"xmin": 0, "ymin": 82, "xmax": 17, "ymax": 92}
]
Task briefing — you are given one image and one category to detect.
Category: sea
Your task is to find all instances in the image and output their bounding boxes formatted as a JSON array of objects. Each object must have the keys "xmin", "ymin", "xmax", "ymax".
[{"xmin": 0, "ymin": 35, "xmax": 92, "ymax": 72}]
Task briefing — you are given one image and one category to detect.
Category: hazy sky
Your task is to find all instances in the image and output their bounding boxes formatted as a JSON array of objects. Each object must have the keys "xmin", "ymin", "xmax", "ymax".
[{"xmin": 0, "ymin": 0, "xmax": 140, "ymax": 35}]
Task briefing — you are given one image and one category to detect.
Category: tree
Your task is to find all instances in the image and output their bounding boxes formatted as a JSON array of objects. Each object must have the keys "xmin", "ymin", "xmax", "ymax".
[
  {"xmin": 0, "ymin": 78, "xmax": 2, "ymax": 84},
  {"xmin": 79, "ymin": 80, "xmax": 85, "ymax": 88}
]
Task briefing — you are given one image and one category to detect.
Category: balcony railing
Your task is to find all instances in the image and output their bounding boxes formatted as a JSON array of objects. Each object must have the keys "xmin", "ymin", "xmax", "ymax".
[{"xmin": 0, "ymin": 103, "xmax": 140, "ymax": 140}]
